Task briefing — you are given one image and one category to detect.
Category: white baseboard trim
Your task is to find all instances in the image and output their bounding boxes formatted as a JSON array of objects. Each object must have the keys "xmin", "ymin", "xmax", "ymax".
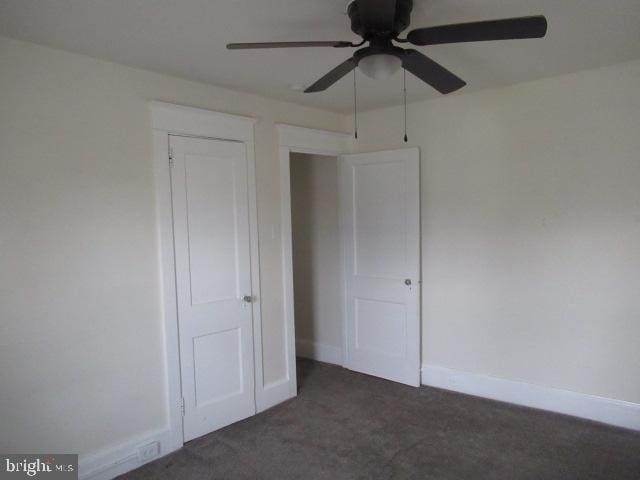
[
  {"xmin": 296, "ymin": 339, "xmax": 343, "ymax": 366},
  {"xmin": 81, "ymin": 375, "xmax": 295, "ymax": 480},
  {"xmin": 258, "ymin": 377, "xmax": 295, "ymax": 413},
  {"xmin": 421, "ymin": 364, "xmax": 640, "ymax": 431},
  {"xmin": 79, "ymin": 427, "xmax": 181, "ymax": 480}
]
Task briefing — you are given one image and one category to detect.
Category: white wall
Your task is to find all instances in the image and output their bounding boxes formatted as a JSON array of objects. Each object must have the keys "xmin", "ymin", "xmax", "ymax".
[
  {"xmin": 290, "ymin": 154, "xmax": 342, "ymax": 361},
  {"xmin": 0, "ymin": 36, "xmax": 345, "ymax": 460},
  {"xmin": 350, "ymin": 59, "xmax": 640, "ymax": 405}
]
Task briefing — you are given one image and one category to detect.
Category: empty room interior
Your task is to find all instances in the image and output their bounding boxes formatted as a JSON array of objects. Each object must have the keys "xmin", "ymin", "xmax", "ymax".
[{"xmin": 1, "ymin": 1, "xmax": 639, "ymax": 479}]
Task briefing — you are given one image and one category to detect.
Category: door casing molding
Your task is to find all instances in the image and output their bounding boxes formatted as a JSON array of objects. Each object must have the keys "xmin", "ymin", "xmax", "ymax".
[
  {"xmin": 277, "ymin": 124, "xmax": 353, "ymax": 395},
  {"xmin": 150, "ymin": 102, "xmax": 262, "ymax": 453}
]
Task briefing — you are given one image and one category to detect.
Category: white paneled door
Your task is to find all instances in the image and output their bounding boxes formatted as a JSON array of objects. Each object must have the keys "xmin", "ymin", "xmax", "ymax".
[
  {"xmin": 339, "ymin": 148, "xmax": 421, "ymax": 387},
  {"xmin": 170, "ymin": 135, "xmax": 255, "ymax": 442}
]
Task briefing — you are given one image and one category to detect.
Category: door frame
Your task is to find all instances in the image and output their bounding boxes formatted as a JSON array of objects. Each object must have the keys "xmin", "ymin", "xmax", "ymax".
[
  {"xmin": 150, "ymin": 102, "xmax": 262, "ymax": 450},
  {"xmin": 277, "ymin": 124, "xmax": 353, "ymax": 380}
]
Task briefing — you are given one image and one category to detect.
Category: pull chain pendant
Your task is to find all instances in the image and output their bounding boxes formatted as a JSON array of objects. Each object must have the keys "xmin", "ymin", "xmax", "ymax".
[
  {"xmin": 403, "ymin": 68, "xmax": 408, "ymax": 143},
  {"xmin": 353, "ymin": 69, "xmax": 358, "ymax": 139}
]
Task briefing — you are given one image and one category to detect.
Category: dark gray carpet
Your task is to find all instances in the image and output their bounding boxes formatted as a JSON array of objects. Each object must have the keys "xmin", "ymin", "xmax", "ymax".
[{"xmin": 120, "ymin": 359, "xmax": 640, "ymax": 479}]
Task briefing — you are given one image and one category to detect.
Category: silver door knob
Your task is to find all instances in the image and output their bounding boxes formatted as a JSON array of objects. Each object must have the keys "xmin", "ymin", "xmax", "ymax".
[
  {"xmin": 242, "ymin": 295, "xmax": 253, "ymax": 303},
  {"xmin": 404, "ymin": 279, "xmax": 412, "ymax": 286}
]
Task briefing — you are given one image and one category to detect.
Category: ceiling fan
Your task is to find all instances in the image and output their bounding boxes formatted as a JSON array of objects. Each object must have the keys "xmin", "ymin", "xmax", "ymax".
[{"xmin": 227, "ymin": 0, "xmax": 548, "ymax": 95}]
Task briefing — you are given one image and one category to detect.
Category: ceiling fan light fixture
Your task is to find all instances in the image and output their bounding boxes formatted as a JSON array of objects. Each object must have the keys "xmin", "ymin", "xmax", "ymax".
[{"xmin": 358, "ymin": 54, "xmax": 402, "ymax": 80}]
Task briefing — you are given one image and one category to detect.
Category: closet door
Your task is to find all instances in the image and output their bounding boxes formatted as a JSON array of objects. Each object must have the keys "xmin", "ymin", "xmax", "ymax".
[{"xmin": 170, "ymin": 135, "xmax": 256, "ymax": 441}]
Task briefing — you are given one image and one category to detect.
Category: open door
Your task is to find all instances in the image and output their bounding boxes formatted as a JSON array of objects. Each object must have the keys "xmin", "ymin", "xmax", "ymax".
[{"xmin": 339, "ymin": 148, "xmax": 420, "ymax": 387}]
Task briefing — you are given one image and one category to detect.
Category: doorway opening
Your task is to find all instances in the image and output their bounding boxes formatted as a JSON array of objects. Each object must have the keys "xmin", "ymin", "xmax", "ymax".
[
  {"xmin": 289, "ymin": 153, "xmax": 344, "ymax": 367},
  {"xmin": 278, "ymin": 125, "xmax": 420, "ymax": 392}
]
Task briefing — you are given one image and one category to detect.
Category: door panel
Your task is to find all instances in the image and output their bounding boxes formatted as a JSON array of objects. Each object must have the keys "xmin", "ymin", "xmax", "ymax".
[
  {"xmin": 170, "ymin": 135, "xmax": 255, "ymax": 442},
  {"xmin": 340, "ymin": 148, "xmax": 420, "ymax": 387},
  {"xmin": 193, "ymin": 328, "xmax": 242, "ymax": 405},
  {"xmin": 355, "ymin": 298, "xmax": 406, "ymax": 357},
  {"xmin": 185, "ymin": 153, "xmax": 242, "ymax": 304},
  {"xmin": 353, "ymin": 161, "xmax": 407, "ymax": 278}
]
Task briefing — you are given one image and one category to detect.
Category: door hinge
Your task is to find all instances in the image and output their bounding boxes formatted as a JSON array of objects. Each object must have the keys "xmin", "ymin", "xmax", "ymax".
[
  {"xmin": 180, "ymin": 397, "xmax": 185, "ymax": 416},
  {"xmin": 168, "ymin": 146, "xmax": 174, "ymax": 168}
]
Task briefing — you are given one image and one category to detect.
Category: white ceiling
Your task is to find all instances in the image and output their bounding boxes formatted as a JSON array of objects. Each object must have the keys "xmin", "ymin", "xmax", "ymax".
[{"xmin": 1, "ymin": 0, "xmax": 639, "ymax": 112}]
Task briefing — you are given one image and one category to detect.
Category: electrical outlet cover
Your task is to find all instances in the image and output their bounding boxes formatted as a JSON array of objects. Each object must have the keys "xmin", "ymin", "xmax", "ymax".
[{"xmin": 137, "ymin": 441, "xmax": 160, "ymax": 461}]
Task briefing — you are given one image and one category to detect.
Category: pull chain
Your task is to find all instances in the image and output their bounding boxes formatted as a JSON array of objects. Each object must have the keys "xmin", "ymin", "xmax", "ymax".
[
  {"xmin": 403, "ymin": 68, "xmax": 408, "ymax": 143},
  {"xmin": 353, "ymin": 69, "xmax": 358, "ymax": 139}
]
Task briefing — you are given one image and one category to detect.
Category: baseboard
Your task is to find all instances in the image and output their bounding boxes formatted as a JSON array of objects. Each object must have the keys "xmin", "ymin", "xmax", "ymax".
[
  {"xmin": 421, "ymin": 365, "xmax": 640, "ymax": 431},
  {"xmin": 81, "ymin": 376, "xmax": 295, "ymax": 480},
  {"xmin": 296, "ymin": 339, "xmax": 343, "ymax": 366},
  {"xmin": 78, "ymin": 428, "xmax": 181, "ymax": 480}
]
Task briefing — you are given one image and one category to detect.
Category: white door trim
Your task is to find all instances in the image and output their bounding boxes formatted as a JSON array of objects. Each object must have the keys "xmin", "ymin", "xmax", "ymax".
[
  {"xmin": 150, "ymin": 102, "xmax": 262, "ymax": 451},
  {"xmin": 277, "ymin": 124, "xmax": 353, "ymax": 387}
]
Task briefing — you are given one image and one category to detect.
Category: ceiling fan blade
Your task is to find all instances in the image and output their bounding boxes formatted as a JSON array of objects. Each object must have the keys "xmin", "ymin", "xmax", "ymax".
[
  {"xmin": 227, "ymin": 41, "xmax": 353, "ymax": 49},
  {"xmin": 407, "ymin": 15, "xmax": 547, "ymax": 46},
  {"xmin": 402, "ymin": 50, "xmax": 466, "ymax": 94},
  {"xmin": 357, "ymin": 0, "xmax": 397, "ymax": 33},
  {"xmin": 305, "ymin": 58, "xmax": 357, "ymax": 93}
]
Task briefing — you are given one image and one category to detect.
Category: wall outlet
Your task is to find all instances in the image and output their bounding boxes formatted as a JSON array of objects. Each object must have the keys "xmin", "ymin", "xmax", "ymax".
[{"xmin": 137, "ymin": 441, "xmax": 160, "ymax": 461}]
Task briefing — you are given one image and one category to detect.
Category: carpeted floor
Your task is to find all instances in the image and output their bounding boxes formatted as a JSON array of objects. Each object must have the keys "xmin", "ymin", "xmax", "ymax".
[{"xmin": 120, "ymin": 358, "xmax": 640, "ymax": 479}]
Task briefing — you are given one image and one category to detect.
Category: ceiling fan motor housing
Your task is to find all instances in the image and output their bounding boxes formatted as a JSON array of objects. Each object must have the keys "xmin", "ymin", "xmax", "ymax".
[{"xmin": 348, "ymin": 0, "xmax": 413, "ymax": 40}]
